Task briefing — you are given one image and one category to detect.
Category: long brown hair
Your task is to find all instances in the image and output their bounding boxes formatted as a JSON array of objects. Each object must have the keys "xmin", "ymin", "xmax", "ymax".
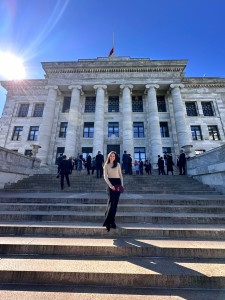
[{"xmin": 104, "ymin": 151, "xmax": 118, "ymax": 168}]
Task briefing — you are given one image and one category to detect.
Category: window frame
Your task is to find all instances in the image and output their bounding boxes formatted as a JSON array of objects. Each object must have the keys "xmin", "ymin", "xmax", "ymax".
[
  {"xmin": 62, "ymin": 97, "xmax": 71, "ymax": 113},
  {"xmin": 133, "ymin": 122, "xmax": 144, "ymax": 138},
  {"xmin": 33, "ymin": 103, "xmax": 44, "ymax": 117},
  {"xmin": 18, "ymin": 104, "xmax": 29, "ymax": 117},
  {"xmin": 185, "ymin": 102, "xmax": 198, "ymax": 116},
  {"xmin": 108, "ymin": 122, "xmax": 119, "ymax": 137},
  {"xmin": 83, "ymin": 122, "xmax": 94, "ymax": 138},
  {"xmin": 28, "ymin": 126, "xmax": 39, "ymax": 141},
  {"xmin": 202, "ymin": 102, "xmax": 214, "ymax": 116},
  {"xmin": 160, "ymin": 122, "xmax": 169, "ymax": 138},
  {"xmin": 59, "ymin": 122, "xmax": 68, "ymax": 138},
  {"xmin": 134, "ymin": 147, "xmax": 146, "ymax": 161},
  {"xmin": 191, "ymin": 125, "xmax": 203, "ymax": 141},
  {"xmin": 85, "ymin": 97, "xmax": 96, "ymax": 113},
  {"xmin": 132, "ymin": 96, "xmax": 143, "ymax": 112},
  {"xmin": 12, "ymin": 126, "xmax": 23, "ymax": 141},
  {"xmin": 108, "ymin": 96, "xmax": 119, "ymax": 112},
  {"xmin": 208, "ymin": 125, "xmax": 220, "ymax": 140},
  {"xmin": 157, "ymin": 96, "xmax": 167, "ymax": 112}
]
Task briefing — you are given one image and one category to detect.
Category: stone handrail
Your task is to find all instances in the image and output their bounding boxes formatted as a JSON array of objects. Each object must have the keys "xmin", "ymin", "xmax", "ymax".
[
  {"xmin": 0, "ymin": 146, "xmax": 41, "ymax": 189},
  {"xmin": 187, "ymin": 144, "xmax": 225, "ymax": 194}
]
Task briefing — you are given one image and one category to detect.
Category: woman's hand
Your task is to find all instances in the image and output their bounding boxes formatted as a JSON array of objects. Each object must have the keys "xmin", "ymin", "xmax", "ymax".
[{"xmin": 110, "ymin": 186, "xmax": 116, "ymax": 191}]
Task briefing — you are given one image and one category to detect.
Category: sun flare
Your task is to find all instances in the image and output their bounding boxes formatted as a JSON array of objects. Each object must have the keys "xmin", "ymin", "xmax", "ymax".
[{"xmin": 0, "ymin": 51, "xmax": 26, "ymax": 80}]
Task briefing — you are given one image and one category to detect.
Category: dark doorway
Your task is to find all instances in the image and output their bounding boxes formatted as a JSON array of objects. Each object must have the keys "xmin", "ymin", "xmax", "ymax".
[
  {"xmin": 55, "ymin": 147, "xmax": 65, "ymax": 164},
  {"xmin": 107, "ymin": 145, "xmax": 120, "ymax": 163}
]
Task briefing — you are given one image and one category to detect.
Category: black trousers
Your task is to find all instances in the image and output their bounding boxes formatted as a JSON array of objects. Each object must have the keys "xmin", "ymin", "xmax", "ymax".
[
  {"xmin": 60, "ymin": 172, "xmax": 70, "ymax": 189},
  {"xmin": 103, "ymin": 178, "xmax": 121, "ymax": 227}
]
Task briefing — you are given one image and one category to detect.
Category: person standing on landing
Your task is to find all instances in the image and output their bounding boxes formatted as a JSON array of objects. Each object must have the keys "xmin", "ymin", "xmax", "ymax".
[{"xmin": 103, "ymin": 151, "xmax": 124, "ymax": 232}]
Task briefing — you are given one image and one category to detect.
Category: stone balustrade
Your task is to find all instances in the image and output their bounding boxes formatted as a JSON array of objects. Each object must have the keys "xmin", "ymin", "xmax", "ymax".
[
  {"xmin": 187, "ymin": 144, "xmax": 225, "ymax": 194},
  {"xmin": 0, "ymin": 146, "xmax": 41, "ymax": 189}
]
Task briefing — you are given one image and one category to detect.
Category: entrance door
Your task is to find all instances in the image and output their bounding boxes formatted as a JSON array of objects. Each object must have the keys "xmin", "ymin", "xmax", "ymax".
[
  {"xmin": 55, "ymin": 147, "xmax": 65, "ymax": 164},
  {"xmin": 107, "ymin": 145, "xmax": 120, "ymax": 162}
]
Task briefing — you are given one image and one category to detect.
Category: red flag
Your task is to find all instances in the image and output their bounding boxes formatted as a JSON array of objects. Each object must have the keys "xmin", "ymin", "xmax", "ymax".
[{"xmin": 109, "ymin": 47, "xmax": 114, "ymax": 56}]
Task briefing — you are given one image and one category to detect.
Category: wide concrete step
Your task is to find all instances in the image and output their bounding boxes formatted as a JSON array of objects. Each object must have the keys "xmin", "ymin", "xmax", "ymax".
[
  {"xmin": 0, "ymin": 236, "xmax": 225, "ymax": 259},
  {"xmin": 1, "ymin": 194, "xmax": 225, "ymax": 205},
  {"xmin": 0, "ymin": 210, "xmax": 224, "ymax": 224},
  {"xmin": 0, "ymin": 285, "xmax": 224, "ymax": 300},
  {"xmin": 1, "ymin": 203, "xmax": 225, "ymax": 214},
  {"xmin": 0, "ymin": 222, "xmax": 225, "ymax": 239},
  {"xmin": 0, "ymin": 256, "xmax": 224, "ymax": 289}
]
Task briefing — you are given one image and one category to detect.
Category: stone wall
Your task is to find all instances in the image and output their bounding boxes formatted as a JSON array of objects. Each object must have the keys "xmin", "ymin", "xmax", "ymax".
[
  {"xmin": 0, "ymin": 147, "xmax": 41, "ymax": 189},
  {"xmin": 187, "ymin": 144, "xmax": 225, "ymax": 194}
]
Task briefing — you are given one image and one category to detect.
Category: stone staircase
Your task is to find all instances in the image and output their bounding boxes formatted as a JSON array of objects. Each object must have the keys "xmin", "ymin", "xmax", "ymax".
[{"xmin": 0, "ymin": 172, "xmax": 225, "ymax": 299}]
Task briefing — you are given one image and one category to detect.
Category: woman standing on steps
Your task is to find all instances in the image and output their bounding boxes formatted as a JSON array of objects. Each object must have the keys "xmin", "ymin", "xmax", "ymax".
[{"xmin": 103, "ymin": 151, "xmax": 124, "ymax": 232}]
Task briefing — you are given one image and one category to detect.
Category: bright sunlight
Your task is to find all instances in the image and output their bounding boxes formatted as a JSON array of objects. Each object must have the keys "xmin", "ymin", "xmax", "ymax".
[{"xmin": 0, "ymin": 51, "xmax": 26, "ymax": 80}]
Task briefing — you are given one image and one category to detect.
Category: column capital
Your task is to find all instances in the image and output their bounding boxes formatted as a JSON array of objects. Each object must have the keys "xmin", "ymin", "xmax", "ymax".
[
  {"xmin": 170, "ymin": 84, "xmax": 184, "ymax": 90},
  {"xmin": 120, "ymin": 84, "xmax": 133, "ymax": 91},
  {"xmin": 145, "ymin": 84, "xmax": 159, "ymax": 90},
  {"xmin": 45, "ymin": 85, "xmax": 61, "ymax": 95},
  {"xmin": 68, "ymin": 85, "xmax": 83, "ymax": 95},
  {"xmin": 93, "ymin": 85, "xmax": 107, "ymax": 91}
]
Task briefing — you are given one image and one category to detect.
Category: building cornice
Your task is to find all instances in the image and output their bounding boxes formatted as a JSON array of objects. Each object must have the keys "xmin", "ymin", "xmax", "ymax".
[
  {"xmin": 0, "ymin": 80, "xmax": 47, "ymax": 92},
  {"xmin": 41, "ymin": 58, "xmax": 188, "ymax": 75},
  {"xmin": 182, "ymin": 78, "xmax": 225, "ymax": 88}
]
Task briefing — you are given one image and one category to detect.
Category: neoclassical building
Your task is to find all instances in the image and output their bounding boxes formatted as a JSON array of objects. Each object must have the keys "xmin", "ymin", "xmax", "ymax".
[{"xmin": 0, "ymin": 56, "xmax": 225, "ymax": 167}]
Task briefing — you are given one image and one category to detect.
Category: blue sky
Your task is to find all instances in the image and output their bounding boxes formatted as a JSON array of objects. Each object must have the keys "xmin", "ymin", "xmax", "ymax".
[{"xmin": 0, "ymin": 0, "xmax": 225, "ymax": 116}]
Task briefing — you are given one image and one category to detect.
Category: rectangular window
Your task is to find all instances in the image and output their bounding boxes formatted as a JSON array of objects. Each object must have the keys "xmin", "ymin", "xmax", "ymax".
[
  {"xmin": 28, "ymin": 126, "xmax": 39, "ymax": 141},
  {"xmin": 108, "ymin": 122, "xmax": 119, "ymax": 137},
  {"xmin": 202, "ymin": 102, "xmax": 214, "ymax": 116},
  {"xmin": 12, "ymin": 126, "xmax": 23, "ymax": 141},
  {"xmin": 191, "ymin": 125, "xmax": 202, "ymax": 140},
  {"xmin": 24, "ymin": 149, "xmax": 32, "ymax": 156},
  {"xmin": 133, "ymin": 122, "xmax": 144, "ymax": 138},
  {"xmin": 59, "ymin": 122, "xmax": 68, "ymax": 138},
  {"xmin": 134, "ymin": 147, "xmax": 146, "ymax": 161},
  {"xmin": 82, "ymin": 147, "xmax": 93, "ymax": 158},
  {"xmin": 186, "ymin": 102, "xmax": 198, "ymax": 116},
  {"xmin": 33, "ymin": 103, "xmax": 44, "ymax": 117},
  {"xmin": 132, "ymin": 96, "xmax": 143, "ymax": 112},
  {"xmin": 160, "ymin": 122, "xmax": 169, "ymax": 137},
  {"xmin": 157, "ymin": 96, "xmax": 166, "ymax": 112},
  {"xmin": 18, "ymin": 104, "xmax": 29, "ymax": 117},
  {"xmin": 208, "ymin": 125, "xmax": 220, "ymax": 140},
  {"xmin": 62, "ymin": 97, "xmax": 71, "ymax": 113},
  {"xmin": 108, "ymin": 96, "xmax": 119, "ymax": 112},
  {"xmin": 85, "ymin": 97, "xmax": 96, "ymax": 112},
  {"xmin": 83, "ymin": 122, "xmax": 94, "ymax": 138},
  {"xmin": 162, "ymin": 147, "xmax": 171, "ymax": 154}
]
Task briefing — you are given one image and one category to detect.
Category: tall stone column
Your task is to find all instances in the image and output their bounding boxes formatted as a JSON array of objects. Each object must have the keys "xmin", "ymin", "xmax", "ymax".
[
  {"xmin": 170, "ymin": 84, "xmax": 192, "ymax": 155},
  {"xmin": 120, "ymin": 85, "xmax": 134, "ymax": 159},
  {"xmin": 38, "ymin": 86, "xmax": 59, "ymax": 164},
  {"xmin": 145, "ymin": 84, "xmax": 162, "ymax": 166},
  {"xmin": 65, "ymin": 85, "xmax": 83, "ymax": 157},
  {"xmin": 93, "ymin": 85, "xmax": 107, "ymax": 156}
]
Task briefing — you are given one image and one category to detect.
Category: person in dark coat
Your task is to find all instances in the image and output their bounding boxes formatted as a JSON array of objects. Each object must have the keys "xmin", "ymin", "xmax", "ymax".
[
  {"xmin": 122, "ymin": 151, "xmax": 129, "ymax": 174},
  {"xmin": 95, "ymin": 151, "xmax": 104, "ymax": 178},
  {"xmin": 166, "ymin": 154, "xmax": 174, "ymax": 175},
  {"xmin": 56, "ymin": 154, "xmax": 63, "ymax": 175},
  {"xmin": 178, "ymin": 149, "xmax": 186, "ymax": 175},
  {"xmin": 139, "ymin": 159, "xmax": 144, "ymax": 175},
  {"xmin": 159, "ymin": 157, "xmax": 165, "ymax": 175},
  {"xmin": 58, "ymin": 155, "xmax": 71, "ymax": 190},
  {"xmin": 86, "ymin": 153, "xmax": 92, "ymax": 175},
  {"xmin": 144, "ymin": 160, "xmax": 152, "ymax": 175}
]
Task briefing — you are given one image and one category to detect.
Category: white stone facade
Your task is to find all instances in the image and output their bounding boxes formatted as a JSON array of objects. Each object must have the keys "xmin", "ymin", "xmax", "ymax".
[{"xmin": 0, "ymin": 56, "xmax": 225, "ymax": 167}]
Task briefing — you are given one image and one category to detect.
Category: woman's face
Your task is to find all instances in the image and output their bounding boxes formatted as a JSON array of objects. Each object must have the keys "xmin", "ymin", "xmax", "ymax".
[{"xmin": 109, "ymin": 153, "xmax": 116, "ymax": 162}]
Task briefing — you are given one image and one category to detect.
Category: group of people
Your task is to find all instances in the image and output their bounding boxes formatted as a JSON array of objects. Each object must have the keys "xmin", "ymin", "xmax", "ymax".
[
  {"xmin": 157, "ymin": 150, "xmax": 186, "ymax": 176},
  {"xmin": 57, "ymin": 149, "xmax": 187, "ymax": 232}
]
